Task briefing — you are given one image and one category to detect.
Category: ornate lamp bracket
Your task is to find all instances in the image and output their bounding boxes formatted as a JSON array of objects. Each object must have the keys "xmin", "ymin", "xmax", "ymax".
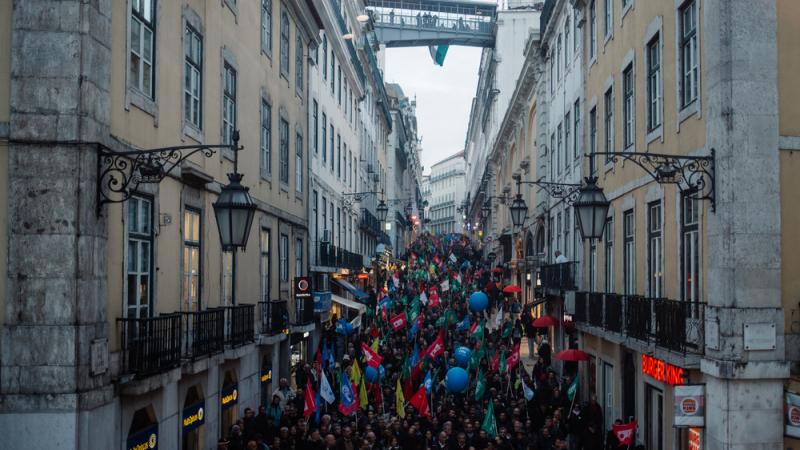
[
  {"xmin": 512, "ymin": 174, "xmax": 583, "ymax": 204},
  {"xmin": 590, "ymin": 150, "xmax": 716, "ymax": 211}
]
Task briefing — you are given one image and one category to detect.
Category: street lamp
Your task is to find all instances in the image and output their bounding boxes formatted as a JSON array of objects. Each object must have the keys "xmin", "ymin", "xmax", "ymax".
[
  {"xmin": 376, "ymin": 200, "xmax": 389, "ymax": 222},
  {"xmin": 481, "ymin": 201, "xmax": 491, "ymax": 219},
  {"xmin": 404, "ymin": 202, "xmax": 413, "ymax": 216},
  {"xmin": 572, "ymin": 177, "xmax": 610, "ymax": 241},
  {"xmin": 509, "ymin": 194, "xmax": 527, "ymax": 228},
  {"xmin": 213, "ymin": 172, "xmax": 257, "ymax": 249}
]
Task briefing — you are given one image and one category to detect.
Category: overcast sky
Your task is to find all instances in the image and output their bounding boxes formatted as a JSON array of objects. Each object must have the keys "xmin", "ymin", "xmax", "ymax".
[{"xmin": 384, "ymin": 46, "xmax": 482, "ymax": 174}]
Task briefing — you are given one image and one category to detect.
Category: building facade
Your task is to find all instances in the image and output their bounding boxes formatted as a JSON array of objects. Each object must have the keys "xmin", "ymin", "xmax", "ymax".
[
  {"xmin": 0, "ymin": 0, "xmax": 325, "ymax": 448},
  {"xmin": 427, "ymin": 151, "xmax": 467, "ymax": 235}
]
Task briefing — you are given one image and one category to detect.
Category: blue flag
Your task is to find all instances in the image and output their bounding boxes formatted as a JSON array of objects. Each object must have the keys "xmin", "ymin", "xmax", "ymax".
[
  {"xmin": 327, "ymin": 342, "xmax": 335, "ymax": 370},
  {"xmin": 424, "ymin": 370, "xmax": 433, "ymax": 394},
  {"xmin": 409, "ymin": 319, "xmax": 419, "ymax": 339},
  {"xmin": 321, "ymin": 341, "xmax": 329, "ymax": 366},
  {"xmin": 409, "ymin": 344, "xmax": 420, "ymax": 368},
  {"xmin": 456, "ymin": 315, "xmax": 471, "ymax": 332},
  {"xmin": 314, "ymin": 388, "xmax": 321, "ymax": 423},
  {"xmin": 339, "ymin": 371, "xmax": 358, "ymax": 415}
]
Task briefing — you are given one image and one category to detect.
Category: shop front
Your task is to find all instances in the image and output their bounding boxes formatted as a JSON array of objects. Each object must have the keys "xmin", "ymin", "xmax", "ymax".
[
  {"xmin": 220, "ymin": 370, "xmax": 239, "ymax": 439},
  {"xmin": 181, "ymin": 385, "xmax": 205, "ymax": 450},
  {"xmin": 126, "ymin": 406, "xmax": 158, "ymax": 450}
]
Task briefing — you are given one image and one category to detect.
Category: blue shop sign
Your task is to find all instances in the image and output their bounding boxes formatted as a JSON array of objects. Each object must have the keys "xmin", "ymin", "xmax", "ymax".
[
  {"xmin": 313, "ymin": 291, "xmax": 332, "ymax": 313},
  {"xmin": 221, "ymin": 383, "xmax": 238, "ymax": 411},
  {"xmin": 127, "ymin": 424, "xmax": 158, "ymax": 450},
  {"xmin": 182, "ymin": 401, "xmax": 205, "ymax": 433}
]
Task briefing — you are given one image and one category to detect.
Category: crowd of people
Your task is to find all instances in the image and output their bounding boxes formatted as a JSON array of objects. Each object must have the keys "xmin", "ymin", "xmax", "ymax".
[{"xmin": 219, "ymin": 233, "xmax": 641, "ymax": 450}]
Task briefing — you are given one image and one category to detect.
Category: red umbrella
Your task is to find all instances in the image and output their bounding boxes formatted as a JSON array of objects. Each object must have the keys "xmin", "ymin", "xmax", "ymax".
[
  {"xmin": 532, "ymin": 315, "xmax": 558, "ymax": 328},
  {"xmin": 554, "ymin": 349, "xmax": 591, "ymax": 361},
  {"xmin": 502, "ymin": 285, "xmax": 522, "ymax": 294}
]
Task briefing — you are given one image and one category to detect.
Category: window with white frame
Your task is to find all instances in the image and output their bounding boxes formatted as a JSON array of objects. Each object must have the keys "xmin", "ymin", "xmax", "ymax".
[
  {"xmin": 564, "ymin": 209, "xmax": 571, "ymax": 259},
  {"xmin": 604, "ymin": 216, "xmax": 614, "ymax": 292},
  {"xmin": 295, "ymin": 34, "xmax": 304, "ymax": 91},
  {"xmin": 574, "ymin": 99, "xmax": 581, "ymax": 159},
  {"xmin": 573, "ymin": 9, "xmax": 580, "ymax": 52},
  {"xmin": 280, "ymin": 11, "xmax": 290, "ymax": 76},
  {"xmin": 329, "ymin": 124, "xmax": 334, "ymax": 173},
  {"xmin": 295, "ymin": 238, "xmax": 303, "ymax": 277},
  {"xmin": 556, "ymin": 213, "xmax": 562, "ymax": 255},
  {"xmin": 589, "ymin": 106, "xmax": 597, "ymax": 173},
  {"xmin": 647, "ymin": 35, "xmax": 662, "ymax": 131},
  {"xmin": 312, "ymin": 100, "xmax": 318, "ymax": 154},
  {"xmin": 130, "ymin": 0, "xmax": 156, "ymax": 98},
  {"xmin": 648, "ymin": 201, "xmax": 663, "ymax": 297},
  {"xmin": 280, "ymin": 234, "xmax": 289, "ymax": 282},
  {"xmin": 260, "ymin": 229, "xmax": 270, "ymax": 302},
  {"xmin": 184, "ymin": 25, "xmax": 202, "ymax": 129},
  {"xmin": 127, "ymin": 196, "xmax": 153, "ymax": 318},
  {"xmin": 623, "ymin": 64, "xmax": 634, "ymax": 148},
  {"xmin": 604, "ymin": 87, "xmax": 614, "ymax": 162},
  {"xmin": 279, "ymin": 118, "xmax": 289, "ymax": 184},
  {"xmin": 295, "ymin": 131, "xmax": 303, "ymax": 192},
  {"xmin": 550, "ymin": 132, "xmax": 556, "ymax": 179},
  {"xmin": 682, "ymin": 195, "xmax": 700, "ymax": 303},
  {"xmin": 564, "ymin": 111, "xmax": 571, "ymax": 170},
  {"xmin": 604, "ymin": 0, "xmax": 613, "ymax": 38},
  {"xmin": 557, "ymin": 123, "xmax": 563, "ymax": 174},
  {"xmin": 322, "ymin": 35, "xmax": 328, "ymax": 79},
  {"xmin": 261, "ymin": 0, "xmax": 272, "ymax": 54},
  {"xmin": 565, "ymin": 17, "xmax": 571, "ymax": 62},
  {"xmin": 589, "ymin": 0, "xmax": 597, "ymax": 59},
  {"xmin": 321, "ymin": 113, "xmax": 327, "ymax": 165},
  {"xmin": 223, "ymin": 63, "xmax": 236, "ymax": 145},
  {"xmin": 623, "ymin": 210, "xmax": 635, "ymax": 295},
  {"xmin": 679, "ymin": 0, "xmax": 698, "ymax": 109},
  {"xmin": 557, "ymin": 34, "xmax": 562, "ymax": 80},
  {"xmin": 183, "ymin": 208, "xmax": 201, "ymax": 311},
  {"xmin": 261, "ymin": 100, "xmax": 271, "ymax": 175}
]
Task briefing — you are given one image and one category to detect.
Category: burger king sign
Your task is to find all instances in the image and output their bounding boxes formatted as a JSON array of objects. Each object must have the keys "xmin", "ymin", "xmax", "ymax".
[{"xmin": 674, "ymin": 385, "xmax": 705, "ymax": 427}]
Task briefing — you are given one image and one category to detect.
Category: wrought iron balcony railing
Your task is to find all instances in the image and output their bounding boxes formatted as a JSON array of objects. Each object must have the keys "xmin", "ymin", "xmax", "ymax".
[
  {"xmin": 224, "ymin": 304, "xmax": 255, "ymax": 348},
  {"xmin": 259, "ymin": 300, "xmax": 288, "ymax": 335},
  {"xmin": 117, "ymin": 314, "xmax": 182, "ymax": 377},
  {"xmin": 625, "ymin": 295, "xmax": 651, "ymax": 342},
  {"xmin": 294, "ymin": 297, "xmax": 315, "ymax": 326},
  {"xmin": 181, "ymin": 308, "xmax": 225, "ymax": 360},
  {"xmin": 540, "ymin": 262, "xmax": 577, "ymax": 290},
  {"xmin": 604, "ymin": 293, "xmax": 623, "ymax": 333},
  {"xmin": 655, "ymin": 298, "xmax": 704, "ymax": 353},
  {"xmin": 360, "ymin": 209, "xmax": 382, "ymax": 236},
  {"xmin": 588, "ymin": 292, "xmax": 604, "ymax": 327},
  {"xmin": 318, "ymin": 243, "xmax": 363, "ymax": 270},
  {"xmin": 574, "ymin": 291, "xmax": 587, "ymax": 323}
]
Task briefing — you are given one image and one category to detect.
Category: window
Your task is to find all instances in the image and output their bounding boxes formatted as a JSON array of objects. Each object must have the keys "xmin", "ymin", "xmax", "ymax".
[
  {"xmin": 280, "ymin": 11, "xmax": 290, "ymax": 75},
  {"xmin": 604, "ymin": 217, "xmax": 614, "ymax": 292},
  {"xmin": 311, "ymin": 100, "xmax": 319, "ymax": 155},
  {"xmin": 623, "ymin": 64, "xmax": 634, "ymax": 148},
  {"xmin": 130, "ymin": 0, "xmax": 156, "ymax": 98},
  {"xmin": 343, "ymin": 143, "xmax": 347, "ymax": 183},
  {"xmin": 564, "ymin": 17, "xmax": 571, "ymax": 62},
  {"xmin": 261, "ymin": 0, "xmax": 272, "ymax": 53},
  {"xmin": 329, "ymin": 124, "xmax": 334, "ymax": 172},
  {"xmin": 604, "ymin": 0, "xmax": 613, "ymax": 38},
  {"xmin": 647, "ymin": 35, "xmax": 662, "ymax": 131},
  {"xmin": 261, "ymin": 100, "xmax": 271, "ymax": 175},
  {"xmin": 648, "ymin": 202, "xmax": 663, "ymax": 297},
  {"xmin": 295, "ymin": 238, "xmax": 303, "ymax": 277},
  {"xmin": 295, "ymin": 132, "xmax": 303, "ymax": 192},
  {"xmin": 590, "ymin": 241, "xmax": 597, "ymax": 291},
  {"xmin": 330, "ymin": 52, "xmax": 335, "ymax": 94},
  {"xmin": 321, "ymin": 113, "xmax": 327, "ymax": 164},
  {"xmin": 338, "ymin": 66, "xmax": 342, "ymax": 105},
  {"xmin": 589, "ymin": 106, "xmax": 597, "ymax": 173},
  {"xmin": 550, "ymin": 132, "xmax": 556, "ymax": 179},
  {"xmin": 280, "ymin": 234, "xmax": 289, "ymax": 282},
  {"xmin": 556, "ymin": 213, "xmax": 562, "ymax": 256},
  {"xmin": 550, "ymin": 53, "xmax": 555, "ymax": 93},
  {"xmin": 681, "ymin": 195, "xmax": 699, "ymax": 302},
  {"xmin": 336, "ymin": 134, "xmax": 341, "ymax": 178},
  {"xmin": 564, "ymin": 209, "xmax": 571, "ymax": 259},
  {"xmin": 295, "ymin": 34, "xmax": 304, "ymax": 91},
  {"xmin": 323, "ymin": 35, "xmax": 328, "ymax": 79},
  {"xmin": 557, "ymin": 34, "xmax": 562, "ymax": 80},
  {"xmin": 183, "ymin": 208, "xmax": 201, "ymax": 311},
  {"xmin": 557, "ymin": 123, "xmax": 563, "ymax": 174},
  {"xmin": 589, "ymin": 0, "xmax": 597, "ymax": 59},
  {"xmin": 573, "ymin": 9, "xmax": 580, "ymax": 52},
  {"xmin": 184, "ymin": 25, "xmax": 202, "ymax": 129},
  {"xmin": 574, "ymin": 99, "xmax": 581, "ymax": 159},
  {"xmin": 604, "ymin": 87, "xmax": 614, "ymax": 161},
  {"xmin": 623, "ymin": 210, "xmax": 635, "ymax": 295},
  {"xmin": 260, "ymin": 229, "xmax": 270, "ymax": 302},
  {"xmin": 564, "ymin": 112, "xmax": 571, "ymax": 170},
  {"xmin": 679, "ymin": 0, "xmax": 698, "ymax": 108},
  {"xmin": 222, "ymin": 251, "xmax": 233, "ymax": 305},
  {"xmin": 223, "ymin": 63, "xmax": 236, "ymax": 145},
  {"xmin": 279, "ymin": 118, "xmax": 289, "ymax": 183},
  {"xmin": 127, "ymin": 196, "xmax": 153, "ymax": 318},
  {"xmin": 321, "ymin": 196, "xmax": 328, "ymax": 241}
]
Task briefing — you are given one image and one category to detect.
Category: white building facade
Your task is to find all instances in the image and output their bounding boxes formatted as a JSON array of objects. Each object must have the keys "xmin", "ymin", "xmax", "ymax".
[{"xmin": 427, "ymin": 151, "xmax": 467, "ymax": 235}]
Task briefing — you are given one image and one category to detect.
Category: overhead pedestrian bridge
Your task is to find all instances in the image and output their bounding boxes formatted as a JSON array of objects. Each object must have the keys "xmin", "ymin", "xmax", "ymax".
[{"xmin": 365, "ymin": 0, "xmax": 497, "ymax": 47}]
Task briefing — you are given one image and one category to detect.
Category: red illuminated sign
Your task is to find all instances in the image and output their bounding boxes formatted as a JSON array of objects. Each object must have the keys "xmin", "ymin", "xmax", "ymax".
[
  {"xmin": 357, "ymin": 273, "xmax": 369, "ymax": 280},
  {"xmin": 641, "ymin": 354, "xmax": 685, "ymax": 385}
]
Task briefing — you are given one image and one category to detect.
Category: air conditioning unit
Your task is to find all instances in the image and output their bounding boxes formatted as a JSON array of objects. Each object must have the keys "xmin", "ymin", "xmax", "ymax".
[{"xmin": 321, "ymin": 230, "xmax": 331, "ymax": 244}]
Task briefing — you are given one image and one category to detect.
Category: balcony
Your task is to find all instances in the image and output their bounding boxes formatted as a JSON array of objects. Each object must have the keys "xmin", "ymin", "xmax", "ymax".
[
  {"xmin": 318, "ymin": 243, "xmax": 363, "ymax": 270},
  {"xmin": 181, "ymin": 308, "xmax": 225, "ymax": 360},
  {"xmin": 540, "ymin": 262, "xmax": 577, "ymax": 290},
  {"xmin": 294, "ymin": 297, "xmax": 315, "ymax": 326},
  {"xmin": 259, "ymin": 300, "xmax": 289, "ymax": 335},
  {"xmin": 117, "ymin": 314, "xmax": 182, "ymax": 377},
  {"xmin": 224, "ymin": 304, "xmax": 255, "ymax": 348},
  {"xmin": 573, "ymin": 292, "xmax": 705, "ymax": 355},
  {"xmin": 360, "ymin": 209, "xmax": 382, "ymax": 236}
]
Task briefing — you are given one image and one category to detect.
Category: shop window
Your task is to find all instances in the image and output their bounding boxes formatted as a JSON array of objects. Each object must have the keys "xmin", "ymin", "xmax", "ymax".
[
  {"xmin": 182, "ymin": 385, "xmax": 205, "ymax": 450},
  {"xmin": 128, "ymin": 406, "xmax": 158, "ymax": 450},
  {"xmin": 220, "ymin": 370, "xmax": 239, "ymax": 440}
]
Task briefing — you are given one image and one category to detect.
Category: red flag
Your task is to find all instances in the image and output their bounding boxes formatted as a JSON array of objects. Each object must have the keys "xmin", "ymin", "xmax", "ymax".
[
  {"xmin": 361, "ymin": 342, "xmax": 383, "ymax": 369},
  {"xmin": 304, "ymin": 380, "xmax": 317, "ymax": 418},
  {"xmin": 612, "ymin": 421, "xmax": 637, "ymax": 445},
  {"xmin": 408, "ymin": 386, "xmax": 431, "ymax": 418},
  {"xmin": 370, "ymin": 325, "xmax": 380, "ymax": 339},
  {"xmin": 489, "ymin": 350, "xmax": 500, "ymax": 373},
  {"xmin": 468, "ymin": 320, "xmax": 478, "ymax": 335},
  {"xmin": 429, "ymin": 292, "xmax": 440, "ymax": 308},
  {"xmin": 314, "ymin": 347, "xmax": 323, "ymax": 376},
  {"xmin": 424, "ymin": 331, "xmax": 445, "ymax": 360},
  {"xmin": 390, "ymin": 312, "xmax": 407, "ymax": 331},
  {"xmin": 403, "ymin": 376, "xmax": 414, "ymax": 400},
  {"xmin": 506, "ymin": 344, "xmax": 521, "ymax": 370}
]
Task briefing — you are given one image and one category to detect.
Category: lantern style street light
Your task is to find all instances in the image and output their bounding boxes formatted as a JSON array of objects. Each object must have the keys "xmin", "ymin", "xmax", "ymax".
[
  {"xmin": 376, "ymin": 199, "xmax": 389, "ymax": 222},
  {"xmin": 509, "ymin": 194, "xmax": 527, "ymax": 228},
  {"xmin": 213, "ymin": 172, "xmax": 257, "ymax": 250},
  {"xmin": 572, "ymin": 176, "xmax": 610, "ymax": 241}
]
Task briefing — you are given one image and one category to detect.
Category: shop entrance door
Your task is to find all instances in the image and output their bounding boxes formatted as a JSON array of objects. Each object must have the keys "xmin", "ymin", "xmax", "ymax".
[
  {"xmin": 646, "ymin": 384, "xmax": 664, "ymax": 450},
  {"xmin": 602, "ymin": 362, "xmax": 614, "ymax": 432}
]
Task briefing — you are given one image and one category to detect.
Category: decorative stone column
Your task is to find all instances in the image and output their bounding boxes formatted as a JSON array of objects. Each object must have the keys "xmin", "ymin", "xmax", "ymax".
[
  {"xmin": 703, "ymin": 1, "xmax": 788, "ymax": 449},
  {"xmin": 0, "ymin": 1, "xmax": 113, "ymax": 449}
]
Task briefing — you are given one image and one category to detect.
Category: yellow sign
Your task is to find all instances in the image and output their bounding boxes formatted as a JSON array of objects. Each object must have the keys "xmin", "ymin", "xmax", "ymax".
[
  {"xmin": 182, "ymin": 407, "xmax": 204, "ymax": 429},
  {"xmin": 221, "ymin": 388, "xmax": 238, "ymax": 408},
  {"xmin": 260, "ymin": 370, "xmax": 272, "ymax": 384}
]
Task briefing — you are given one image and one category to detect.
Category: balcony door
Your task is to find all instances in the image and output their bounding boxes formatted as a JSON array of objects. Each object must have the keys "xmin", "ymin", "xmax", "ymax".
[
  {"xmin": 183, "ymin": 208, "xmax": 202, "ymax": 312},
  {"xmin": 126, "ymin": 196, "xmax": 154, "ymax": 319}
]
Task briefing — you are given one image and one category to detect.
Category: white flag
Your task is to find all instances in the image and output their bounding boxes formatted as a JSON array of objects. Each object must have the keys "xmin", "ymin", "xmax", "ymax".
[
  {"xmin": 449, "ymin": 253, "xmax": 458, "ymax": 263},
  {"xmin": 440, "ymin": 280, "xmax": 450, "ymax": 292},
  {"xmin": 320, "ymin": 371, "xmax": 335, "ymax": 404},
  {"xmin": 521, "ymin": 377, "xmax": 535, "ymax": 401},
  {"xmin": 420, "ymin": 292, "xmax": 428, "ymax": 305},
  {"xmin": 494, "ymin": 307, "xmax": 504, "ymax": 328}
]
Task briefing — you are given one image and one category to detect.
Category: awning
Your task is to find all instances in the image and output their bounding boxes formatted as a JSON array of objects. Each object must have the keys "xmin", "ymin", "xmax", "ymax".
[
  {"xmin": 332, "ymin": 278, "xmax": 369, "ymax": 301},
  {"xmin": 332, "ymin": 294, "xmax": 367, "ymax": 313}
]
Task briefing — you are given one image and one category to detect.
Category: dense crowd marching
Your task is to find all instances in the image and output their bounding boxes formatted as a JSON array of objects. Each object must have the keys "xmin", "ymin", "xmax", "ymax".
[{"xmin": 219, "ymin": 233, "xmax": 641, "ymax": 450}]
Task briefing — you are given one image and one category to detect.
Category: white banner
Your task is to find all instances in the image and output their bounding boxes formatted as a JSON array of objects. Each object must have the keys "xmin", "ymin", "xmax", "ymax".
[
  {"xmin": 786, "ymin": 391, "xmax": 800, "ymax": 438},
  {"xmin": 674, "ymin": 385, "xmax": 705, "ymax": 427}
]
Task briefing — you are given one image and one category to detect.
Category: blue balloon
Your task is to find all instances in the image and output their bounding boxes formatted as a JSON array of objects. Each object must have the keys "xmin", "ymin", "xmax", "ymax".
[
  {"xmin": 365, "ymin": 364, "xmax": 385, "ymax": 383},
  {"xmin": 469, "ymin": 291, "xmax": 489, "ymax": 312},
  {"xmin": 446, "ymin": 367, "xmax": 469, "ymax": 393},
  {"xmin": 454, "ymin": 346, "xmax": 471, "ymax": 367},
  {"xmin": 335, "ymin": 320, "xmax": 354, "ymax": 336}
]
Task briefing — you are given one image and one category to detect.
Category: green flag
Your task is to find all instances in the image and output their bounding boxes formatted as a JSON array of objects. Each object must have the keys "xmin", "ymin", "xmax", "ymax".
[
  {"xmin": 481, "ymin": 400, "xmax": 497, "ymax": 438},
  {"xmin": 469, "ymin": 344, "xmax": 485, "ymax": 372},
  {"xmin": 501, "ymin": 321, "xmax": 513, "ymax": 339},
  {"xmin": 567, "ymin": 374, "xmax": 580, "ymax": 401},
  {"xmin": 475, "ymin": 369, "xmax": 486, "ymax": 400},
  {"xmin": 499, "ymin": 350, "xmax": 507, "ymax": 374},
  {"xmin": 471, "ymin": 319, "xmax": 485, "ymax": 340}
]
